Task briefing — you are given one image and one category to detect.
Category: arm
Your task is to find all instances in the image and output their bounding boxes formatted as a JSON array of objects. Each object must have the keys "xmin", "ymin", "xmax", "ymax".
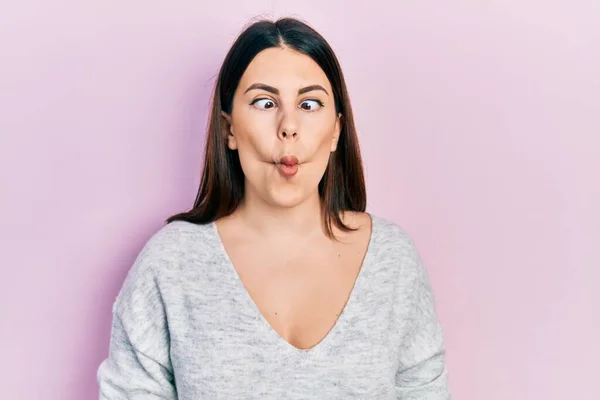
[
  {"xmin": 97, "ymin": 243, "xmax": 177, "ymax": 399},
  {"xmin": 395, "ymin": 240, "xmax": 450, "ymax": 399}
]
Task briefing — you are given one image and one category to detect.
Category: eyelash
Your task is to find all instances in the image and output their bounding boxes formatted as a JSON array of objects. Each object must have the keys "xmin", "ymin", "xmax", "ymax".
[{"xmin": 249, "ymin": 98, "xmax": 324, "ymax": 110}]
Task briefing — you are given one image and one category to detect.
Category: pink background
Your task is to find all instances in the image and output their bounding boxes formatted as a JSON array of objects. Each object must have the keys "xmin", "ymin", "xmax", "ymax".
[{"xmin": 1, "ymin": 1, "xmax": 598, "ymax": 399}]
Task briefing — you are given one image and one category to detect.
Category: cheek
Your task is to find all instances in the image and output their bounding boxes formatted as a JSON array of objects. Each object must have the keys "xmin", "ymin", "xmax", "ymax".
[
  {"xmin": 236, "ymin": 135, "xmax": 274, "ymax": 175},
  {"xmin": 304, "ymin": 119, "xmax": 336, "ymax": 157},
  {"xmin": 234, "ymin": 124, "xmax": 276, "ymax": 161}
]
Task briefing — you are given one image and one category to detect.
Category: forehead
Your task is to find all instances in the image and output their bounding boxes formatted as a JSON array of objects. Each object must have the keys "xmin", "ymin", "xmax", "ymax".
[{"xmin": 238, "ymin": 46, "xmax": 331, "ymax": 92}]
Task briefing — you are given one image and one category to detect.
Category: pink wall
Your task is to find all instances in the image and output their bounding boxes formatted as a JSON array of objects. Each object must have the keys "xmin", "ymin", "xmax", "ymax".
[{"xmin": 1, "ymin": 2, "xmax": 598, "ymax": 399}]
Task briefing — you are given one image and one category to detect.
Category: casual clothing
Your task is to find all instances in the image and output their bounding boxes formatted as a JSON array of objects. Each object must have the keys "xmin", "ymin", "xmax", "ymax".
[{"xmin": 97, "ymin": 214, "xmax": 450, "ymax": 399}]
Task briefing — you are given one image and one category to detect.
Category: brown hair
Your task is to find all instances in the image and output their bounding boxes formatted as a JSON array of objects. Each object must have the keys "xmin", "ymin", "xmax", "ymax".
[{"xmin": 166, "ymin": 17, "xmax": 366, "ymax": 238}]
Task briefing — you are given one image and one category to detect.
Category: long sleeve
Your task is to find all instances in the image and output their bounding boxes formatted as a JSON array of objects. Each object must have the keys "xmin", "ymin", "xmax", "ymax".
[
  {"xmin": 97, "ymin": 240, "xmax": 177, "ymax": 399},
  {"xmin": 395, "ymin": 238, "xmax": 451, "ymax": 399}
]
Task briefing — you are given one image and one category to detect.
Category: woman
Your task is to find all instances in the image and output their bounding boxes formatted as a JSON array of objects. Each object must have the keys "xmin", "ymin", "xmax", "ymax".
[{"xmin": 97, "ymin": 17, "xmax": 450, "ymax": 399}]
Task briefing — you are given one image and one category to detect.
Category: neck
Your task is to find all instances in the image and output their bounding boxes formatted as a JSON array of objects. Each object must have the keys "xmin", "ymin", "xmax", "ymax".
[{"xmin": 234, "ymin": 187, "xmax": 324, "ymax": 239}]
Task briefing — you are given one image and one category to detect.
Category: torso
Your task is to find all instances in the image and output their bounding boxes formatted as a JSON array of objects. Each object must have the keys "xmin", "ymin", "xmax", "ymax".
[
  {"xmin": 138, "ymin": 213, "xmax": 428, "ymax": 398},
  {"xmin": 214, "ymin": 211, "xmax": 372, "ymax": 350}
]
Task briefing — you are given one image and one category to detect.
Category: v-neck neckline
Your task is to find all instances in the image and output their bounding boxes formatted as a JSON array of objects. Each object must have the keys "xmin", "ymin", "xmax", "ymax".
[{"xmin": 210, "ymin": 214, "xmax": 378, "ymax": 357}]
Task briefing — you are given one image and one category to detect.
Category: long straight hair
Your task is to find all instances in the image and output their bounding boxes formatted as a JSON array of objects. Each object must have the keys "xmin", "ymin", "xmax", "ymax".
[{"xmin": 167, "ymin": 17, "xmax": 366, "ymax": 238}]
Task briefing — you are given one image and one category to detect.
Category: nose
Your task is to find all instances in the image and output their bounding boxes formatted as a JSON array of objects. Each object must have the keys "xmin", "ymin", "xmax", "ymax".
[
  {"xmin": 277, "ymin": 108, "xmax": 299, "ymax": 141},
  {"xmin": 279, "ymin": 130, "xmax": 297, "ymax": 140}
]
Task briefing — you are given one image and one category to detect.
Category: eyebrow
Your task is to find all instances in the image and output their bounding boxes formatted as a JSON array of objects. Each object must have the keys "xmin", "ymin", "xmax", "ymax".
[{"xmin": 244, "ymin": 83, "xmax": 329, "ymax": 96}]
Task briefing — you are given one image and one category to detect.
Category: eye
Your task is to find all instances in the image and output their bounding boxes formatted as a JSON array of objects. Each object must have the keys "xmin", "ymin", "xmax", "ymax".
[
  {"xmin": 250, "ymin": 98, "xmax": 276, "ymax": 110},
  {"xmin": 299, "ymin": 99, "xmax": 324, "ymax": 111}
]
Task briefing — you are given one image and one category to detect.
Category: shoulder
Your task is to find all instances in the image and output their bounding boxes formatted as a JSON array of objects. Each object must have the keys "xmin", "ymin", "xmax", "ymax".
[
  {"xmin": 113, "ymin": 219, "xmax": 218, "ymax": 312},
  {"xmin": 339, "ymin": 211, "xmax": 420, "ymax": 258},
  {"xmin": 367, "ymin": 213, "xmax": 430, "ymax": 282},
  {"xmin": 125, "ymin": 219, "xmax": 216, "ymax": 270},
  {"xmin": 369, "ymin": 213, "xmax": 419, "ymax": 256}
]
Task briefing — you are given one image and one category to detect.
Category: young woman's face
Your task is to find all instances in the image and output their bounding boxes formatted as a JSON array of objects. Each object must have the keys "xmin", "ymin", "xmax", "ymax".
[{"xmin": 222, "ymin": 46, "xmax": 341, "ymax": 209}]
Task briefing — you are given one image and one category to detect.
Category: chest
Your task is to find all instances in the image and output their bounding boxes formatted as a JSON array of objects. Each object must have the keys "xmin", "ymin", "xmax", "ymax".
[
  {"xmin": 166, "ymin": 243, "xmax": 403, "ymax": 400},
  {"xmin": 169, "ymin": 293, "xmax": 398, "ymax": 400},
  {"xmin": 225, "ymin": 235, "xmax": 368, "ymax": 350}
]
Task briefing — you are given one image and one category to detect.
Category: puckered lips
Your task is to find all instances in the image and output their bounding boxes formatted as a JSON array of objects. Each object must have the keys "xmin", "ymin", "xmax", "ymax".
[{"xmin": 277, "ymin": 155, "xmax": 299, "ymax": 177}]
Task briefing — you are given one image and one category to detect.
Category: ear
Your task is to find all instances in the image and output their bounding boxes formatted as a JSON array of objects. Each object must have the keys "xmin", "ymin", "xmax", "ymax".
[
  {"xmin": 330, "ymin": 113, "xmax": 342, "ymax": 152},
  {"xmin": 221, "ymin": 111, "xmax": 237, "ymax": 150}
]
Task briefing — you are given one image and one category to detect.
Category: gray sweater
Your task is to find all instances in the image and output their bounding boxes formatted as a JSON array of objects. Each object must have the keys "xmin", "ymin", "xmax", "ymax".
[{"xmin": 97, "ymin": 214, "xmax": 450, "ymax": 399}]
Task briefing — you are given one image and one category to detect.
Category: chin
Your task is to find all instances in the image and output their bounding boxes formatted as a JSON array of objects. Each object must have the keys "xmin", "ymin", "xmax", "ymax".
[{"xmin": 266, "ymin": 185, "xmax": 308, "ymax": 208}]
